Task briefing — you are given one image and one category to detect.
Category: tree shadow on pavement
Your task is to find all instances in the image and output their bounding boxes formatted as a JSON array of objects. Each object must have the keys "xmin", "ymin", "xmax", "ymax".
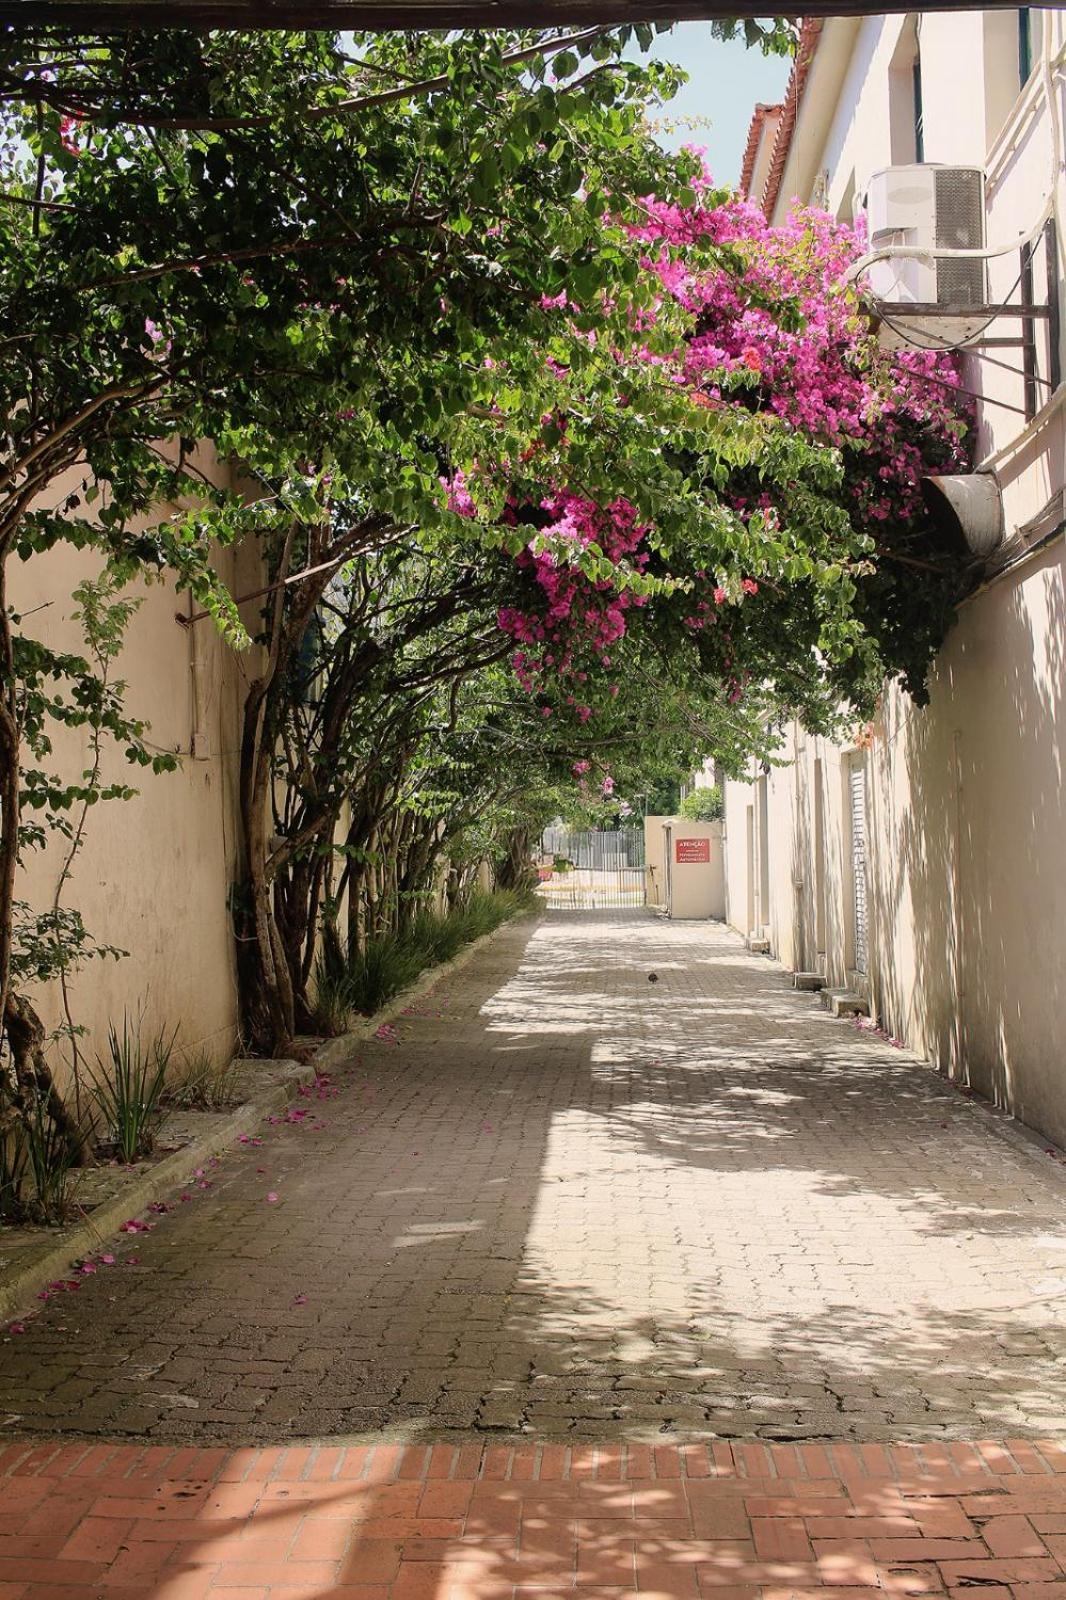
[{"xmin": 0, "ymin": 912, "xmax": 1063, "ymax": 1448}]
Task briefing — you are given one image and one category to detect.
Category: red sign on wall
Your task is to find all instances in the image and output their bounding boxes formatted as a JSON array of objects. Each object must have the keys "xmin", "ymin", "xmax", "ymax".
[{"xmin": 675, "ymin": 837, "xmax": 711, "ymax": 864}]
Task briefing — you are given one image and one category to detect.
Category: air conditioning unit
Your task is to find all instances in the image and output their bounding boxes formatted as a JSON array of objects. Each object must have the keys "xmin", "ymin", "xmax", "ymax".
[{"xmin": 862, "ymin": 164, "xmax": 988, "ymax": 349}]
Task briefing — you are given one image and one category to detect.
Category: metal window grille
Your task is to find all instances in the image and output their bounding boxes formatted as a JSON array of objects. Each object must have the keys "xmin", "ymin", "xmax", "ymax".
[
  {"xmin": 849, "ymin": 761, "xmax": 869, "ymax": 976},
  {"xmin": 934, "ymin": 167, "xmax": 987, "ymax": 307}
]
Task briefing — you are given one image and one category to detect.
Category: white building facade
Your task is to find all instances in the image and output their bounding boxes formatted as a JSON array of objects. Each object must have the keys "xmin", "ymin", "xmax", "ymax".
[{"xmin": 721, "ymin": 9, "xmax": 1066, "ymax": 1145}]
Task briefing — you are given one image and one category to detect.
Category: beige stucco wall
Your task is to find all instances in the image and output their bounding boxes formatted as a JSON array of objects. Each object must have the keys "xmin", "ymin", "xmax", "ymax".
[
  {"xmin": 10, "ymin": 464, "xmax": 263, "ymax": 1092},
  {"xmin": 647, "ymin": 817, "xmax": 725, "ymax": 920},
  {"xmin": 723, "ymin": 535, "xmax": 1066, "ymax": 1145},
  {"xmin": 721, "ymin": 9, "xmax": 1066, "ymax": 1147},
  {"xmin": 666, "ymin": 820, "xmax": 725, "ymax": 921},
  {"xmin": 643, "ymin": 815, "xmax": 670, "ymax": 908}
]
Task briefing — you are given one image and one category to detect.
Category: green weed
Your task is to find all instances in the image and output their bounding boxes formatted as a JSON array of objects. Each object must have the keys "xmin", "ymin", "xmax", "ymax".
[
  {"xmin": 313, "ymin": 890, "xmax": 537, "ymax": 1026},
  {"xmin": 89, "ymin": 1010, "xmax": 176, "ymax": 1163}
]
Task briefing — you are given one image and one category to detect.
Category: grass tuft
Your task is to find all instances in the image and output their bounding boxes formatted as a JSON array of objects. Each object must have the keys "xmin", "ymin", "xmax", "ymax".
[
  {"xmin": 313, "ymin": 888, "xmax": 537, "ymax": 1029},
  {"xmin": 164, "ymin": 1048, "xmax": 244, "ymax": 1111},
  {"xmin": 88, "ymin": 1010, "xmax": 176, "ymax": 1164}
]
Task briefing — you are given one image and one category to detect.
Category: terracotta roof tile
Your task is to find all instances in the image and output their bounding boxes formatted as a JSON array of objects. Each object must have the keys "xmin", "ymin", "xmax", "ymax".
[
  {"xmin": 739, "ymin": 102, "xmax": 783, "ymax": 198},
  {"xmin": 760, "ymin": 16, "xmax": 824, "ymax": 219}
]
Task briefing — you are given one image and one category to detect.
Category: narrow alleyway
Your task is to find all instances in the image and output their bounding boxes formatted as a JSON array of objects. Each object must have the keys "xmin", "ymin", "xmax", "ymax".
[{"xmin": 1, "ymin": 911, "xmax": 1064, "ymax": 1444}]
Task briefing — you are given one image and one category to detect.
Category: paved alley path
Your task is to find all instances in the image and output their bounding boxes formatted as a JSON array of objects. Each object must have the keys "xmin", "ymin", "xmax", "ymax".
[{"xmin": 1, "ymin": 911, "xmax": 1064, "ymax": 1444}]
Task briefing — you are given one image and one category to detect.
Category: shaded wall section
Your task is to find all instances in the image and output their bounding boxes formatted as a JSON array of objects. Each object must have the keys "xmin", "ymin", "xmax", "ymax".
[
  {"xmin": 723, "ymin": 540, "xmax": 1066, "ymax": 1147},
  {"xmin": 10, "ymin": 464, "xmax": 264, "ymax": 1086}
]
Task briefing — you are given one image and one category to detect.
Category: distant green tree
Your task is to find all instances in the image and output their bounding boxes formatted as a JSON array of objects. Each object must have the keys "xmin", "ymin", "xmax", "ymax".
[{"xmin": 680, "ymin": 787, "xmax": 723, "ymax": 822}]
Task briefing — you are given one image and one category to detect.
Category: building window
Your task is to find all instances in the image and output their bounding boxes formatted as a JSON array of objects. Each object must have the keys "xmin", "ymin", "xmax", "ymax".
[
  {"xmin": 1019, "ymin": 8, "xmax": 1033, "ymax": 86},
  {"xmin": 889, "ymin": 18, "xmax": 923, "ymax": 166}
]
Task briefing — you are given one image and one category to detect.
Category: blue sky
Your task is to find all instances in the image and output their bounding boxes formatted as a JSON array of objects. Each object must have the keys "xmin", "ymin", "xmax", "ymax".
[{"xmin": 633, "ymin": 24, "xmax": 793, "ymax": 185}]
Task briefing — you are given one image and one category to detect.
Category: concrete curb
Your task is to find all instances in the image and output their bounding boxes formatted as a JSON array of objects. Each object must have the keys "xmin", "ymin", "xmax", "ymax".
[
  {"xmin": 312, "ymin": 910, "xmax": 542, "ymax": 1072},
  {"xmin": 0, "ymin": 1059, "xmax": 316, "ymax": 1324}
]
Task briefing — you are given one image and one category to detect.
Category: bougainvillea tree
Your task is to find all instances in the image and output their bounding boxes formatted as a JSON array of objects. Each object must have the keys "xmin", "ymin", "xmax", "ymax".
[
  {"xmin": 0, "ymin": 24, "xmax": 718, "ymax": 1073},
  {"xmin": 235, "ymin": 173, "xmax": 975, "ymax": 1050},
  {"xmin": 447, "ymin": 178, "xmax": 973, "ymax": 757},
  {"xmin": 0, "ymin": 18, "xmax": 974, "ymax": 1112}
]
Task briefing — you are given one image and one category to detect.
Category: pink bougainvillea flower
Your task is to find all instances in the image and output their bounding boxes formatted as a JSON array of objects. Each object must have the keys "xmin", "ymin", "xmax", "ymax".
[
  {"xmin": 293, "ymin": 1294, "xmax": 308, "ymax": 1306},
  {"xmin": 266, "ymin": 1192, "xmax": 279, "ymax": 1204},
  {"xmin": 80, "ymin": 1262, "xmax": 97, "ymax": 1275},
  {"xmin": 8, "ymin": 1323, "xmax": 25, "ymax": 1335},
  {"xmin": 142, "ymin": 317, "xmax": 173, "ymax": 359},
  {"xmin": 741, "ymin": 577, "xmax": 759, "ymax": 596},
  {"xmin": 101, "ymin": 1254, "xmax": 115, "ymax": 1265},
  {"xmin": 148, "ymin": 1202, "xmax": 168, "ymax": 1214}
]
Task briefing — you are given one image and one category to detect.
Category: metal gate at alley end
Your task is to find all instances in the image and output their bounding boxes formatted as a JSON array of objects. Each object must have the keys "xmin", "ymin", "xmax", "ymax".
[{"xmin": 538, "ymin": 827, "xmax": 646, "ymax": 910}]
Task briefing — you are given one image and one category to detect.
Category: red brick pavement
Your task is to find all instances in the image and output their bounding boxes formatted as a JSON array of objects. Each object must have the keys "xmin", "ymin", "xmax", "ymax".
[{"xmin": 3, "ymin": 1437, "xmax": 1066, "ymax": 1600}]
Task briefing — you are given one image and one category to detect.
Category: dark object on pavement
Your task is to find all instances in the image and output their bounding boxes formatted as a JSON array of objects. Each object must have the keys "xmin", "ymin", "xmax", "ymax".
[{"xmin": 648, "ymin": 973, "xmax": 659, "ymax": 983}]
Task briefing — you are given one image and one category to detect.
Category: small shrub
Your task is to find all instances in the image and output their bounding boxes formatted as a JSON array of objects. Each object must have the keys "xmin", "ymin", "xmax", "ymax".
[
  {"xmin": 23, "ymin": 1094, "xmax": 75, "ymax": 1219},
  {"xmin": 0, "ymin": 1095, "xmax": 75, "ymax": 1224},
  {"xmin": 313, "ymin": 890, "xmax": 538, "ymax": 1026},
  {"xmin": 89, "ymin": 1011, "xmax": 176, "ymax": 1163},
  {"xmin": 309, "ymin": 964, "xmax": 353, "ymax": 1037},
  {"xmin": 407, "ymin": 909, "xmax": 465, "ymax": 964},
  {"xmin": 679, "ymin": 786, "xmax": 723, "ymax": 822},
  {"xmin": 345, "ymin": 935, "xmax": 428, "ymax": 1015},
  {"xmin": 165, "ymin": 1049, "xmax": 244, "ymax": 1110}
]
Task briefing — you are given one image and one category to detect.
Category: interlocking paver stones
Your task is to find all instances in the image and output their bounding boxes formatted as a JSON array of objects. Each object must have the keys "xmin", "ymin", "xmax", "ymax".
[
  {"xmin": 0, "ymin": 1439, "xmax": 1066, "ymax": 1600},
  {"xmin": 1, "ymin": 910, "xmax": 1065, "ymax": 1442}
]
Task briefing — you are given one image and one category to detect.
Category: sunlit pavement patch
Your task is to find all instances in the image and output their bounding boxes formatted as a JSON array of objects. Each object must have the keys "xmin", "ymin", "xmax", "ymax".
[{"xmin": 2, "ymin": 1436, "xmax": 1066, "ymax": 1599}]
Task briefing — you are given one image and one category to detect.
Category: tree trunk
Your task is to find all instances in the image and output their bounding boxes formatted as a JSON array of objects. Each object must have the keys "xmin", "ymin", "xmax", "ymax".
[
  {"xmin": 496, "ymin": 826, "xmax": 536, "ymax": 892},
  {"xmin": 3, "ymin": 989, "xmax": 87, "ymax": 1165},
  {"xmin": 0, "ymin": 557, "xmax": 20, "ymax": 1045}
]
